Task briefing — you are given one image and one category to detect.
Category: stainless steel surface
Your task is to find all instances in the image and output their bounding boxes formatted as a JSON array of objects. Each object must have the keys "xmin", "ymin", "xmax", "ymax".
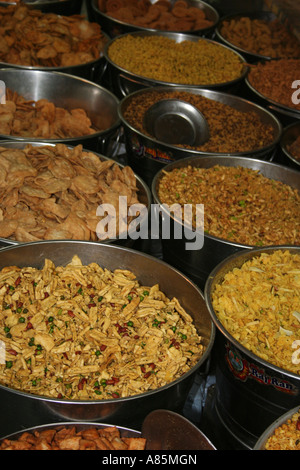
[
  {"xmin": 204, "ymin": 246, "xmax": 300, "ymax": 448},
  {"xmin": 0, "ymin": 140, "xmax": 151, "ymax": 247},
  {"xmin": 104, "ymin": 31, "xmax": 248, "ymax": 97},
  {"xmin": 0, "ymin": 241, "xmax": 215, "ymax": 434},
  {"xmin": 119, "ymin": 86, "xmax": 282, "ymax": 185},
  {"xmin": 0, "ymin": 69, "xmax": 120, "ymax": 152},
  {"xmin": 151, "ymin": 155, "xmax": 300, "ymax": 289},
  {"xmin": 91, "ymin": 0, "xmax": 219, "ymax": 38},
  {"xmin": 280, "ymin": 121, "xmax": 300, "ymax": 170},
  {"xmin": 253, "ymin": 405, "xmax": 300, "ymax": 450},
  {"xmin": 141, "ymin": 409, "xmax": 216, "ymax": 450},
  {"xmin": 143, "ymin": 99, "xmax": 209, "ymax": 146}
]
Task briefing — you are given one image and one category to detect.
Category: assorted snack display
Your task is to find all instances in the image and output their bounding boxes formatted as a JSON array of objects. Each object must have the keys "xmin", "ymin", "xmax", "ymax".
[{"xmin": 0, "ymin": 0, "xmax": 299, "ymax": 452}]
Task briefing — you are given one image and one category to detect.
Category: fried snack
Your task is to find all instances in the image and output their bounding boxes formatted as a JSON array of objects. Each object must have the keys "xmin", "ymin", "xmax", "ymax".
[
  {"xmin": 287, "ymin": 135, "xmax": 300, "ymax": 161},
  {"xmin": 0, "ymin": 3, "xmax": 106, "ymax": 67},
  {"xmin": 0, "ymin": 255, "xmax": 205, "ymax": 399},
  {"xmin": 0, "ymin": 144, "xmax": 140, "ymax": 242},
  {"xmin": 0, "ymin": 89, "xmax": 100, "ymax": 139},
  {"xmin": 0, "ymin": 425, "xmax": 146, "ymax": 450},
  {"xmin": 98, "ymin": 0, "xmax": 214, "ymax": 31}
]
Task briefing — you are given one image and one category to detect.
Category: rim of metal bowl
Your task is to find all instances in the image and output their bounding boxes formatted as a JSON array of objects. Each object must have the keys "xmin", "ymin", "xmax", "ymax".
[
  {"xmin": 91, "ymin": 0, "xmax": 219, "ymax": 35},
  {"xmin": 280, "ymin": 120, "xmax": 300, "ymax": 168},
  {"xmin": 104, "ymin": 30, "xmax": 249, "ymax": 89},
  {"xmin": 253, "ymin": 405, "xmax": 300, "ymax": 450},
  {"xmin": 0, "ymin": 141, "xmax": 151, "ymax": 246},
  {"xmin": 119, "ymin": 86, "xmax": 282, "ymax": 157},
  {"xmin": 0, "ymin": 68, "xmax": 121, "ymax": 143},
  {"xmin": 204, "ymin": 245, "xmax": 300, "ymax": 382},
  {"xmin": 0, "ymin": 240, "xmax": 215, "ymax": 404},
  {"xmin": 215, "ymin": 10, "xmax": 280, "ymax": 62},
  {"xmin": 151, "ymin": 154, "xmax": 299, "ymax": 249}
]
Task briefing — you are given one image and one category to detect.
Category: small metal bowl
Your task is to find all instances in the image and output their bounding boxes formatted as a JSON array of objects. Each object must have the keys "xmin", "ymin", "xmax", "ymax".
[
  {"xmin": 143, "ymin": 99, "xmax": 209, "ymax": 146},
  {"xmin": 280, "ymin": 121, "xmax": 300, "ymax": 170},
  {"xmin": 253, "ymin": 406, "xmax": 300, "ymax": 450},
  {"xmin": 91, "ymin": 0, "xmax": 219, "ymax": 38},
  {"xmin": 0, "ymin": 68, "xmax": 120, "ymax": 153},
  {"xmin": 104, "ymin": 30, "xmax": 248, "ymax": 98}
]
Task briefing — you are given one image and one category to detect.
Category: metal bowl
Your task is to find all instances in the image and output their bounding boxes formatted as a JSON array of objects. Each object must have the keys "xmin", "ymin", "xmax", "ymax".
[
  {"xmin": 204, "ymin": 246, "xmax": 300, "ymax": 449},
  {"xmin": 0, "ymin": 0, "xmax": 83, "ymax": 15},
  {"xmin": 0, "ymin": 140, "xmax": 151, "ymax": 247},
  {"xmin": 118, "ymin": 86, "xmax": 282, "ymax": 185},
  {"xmin": 151, "ymin": 155, "xmax": 300, "ymax": 289},
  {"xmin": 91, "ymin": 0, "xmax": 219, "ymax": 38},
  {"xmin": 215, "ymin": 10, "xmax": 289, "ymax": 62},
  {"xmin": 280, "ymin": 121, "xmax": 300, "ymax": 170},
  {"xmin": 0, "ymin": 240, "xmax": 215, "ymax": 434},
  {"xmin": 253, "ymin": 405, "xmax": 300, "ymax": 450},
  {"xmin": 0, "ymin": 68, "xmax": 120, "ymax": 153},
  {"xmin": 104, "ymin": 30, "xmax": 248, "ymax": 98}
]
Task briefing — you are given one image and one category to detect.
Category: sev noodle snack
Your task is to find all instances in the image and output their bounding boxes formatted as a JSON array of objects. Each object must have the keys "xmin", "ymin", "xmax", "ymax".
[
  {"xmin": 0, "ymin": 255, "xmax": 204, "ymax": 399},
  {"xmin": 211, "ymin": 250, "xmax": 300, "ymax": 375}
]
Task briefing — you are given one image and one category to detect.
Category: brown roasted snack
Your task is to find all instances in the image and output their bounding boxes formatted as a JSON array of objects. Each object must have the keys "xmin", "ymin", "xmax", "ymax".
[
  {"xmin": 0, "ymin": 144, "xmax": 140, "ymax": 242},
  {"xmin": 0, "ymin": 3, "xmax": 106, "ymax": 67},
  {"xmin": 0, "ymin": 425, "xmax": 146, "ymax": 450}
]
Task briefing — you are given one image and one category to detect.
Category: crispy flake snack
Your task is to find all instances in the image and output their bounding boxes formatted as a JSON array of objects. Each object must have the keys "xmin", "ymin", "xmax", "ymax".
[
  {"xmin": 0, "ymin": 255, "xmax": 205, "ymax": 399},
  {"xmin": 0, "ymin": 425, "xmax": 146, "ymax": 450},
  {"xmin": 0, "ymin": 3, "xmax": 106, "ymax": 67},
  {"xmin": 0, "ymin": 144, "xmax": 140, "ymax": 242},
  {"xmin": 0, "ymin": 88, "xmax": 99, "ymax": 139}
]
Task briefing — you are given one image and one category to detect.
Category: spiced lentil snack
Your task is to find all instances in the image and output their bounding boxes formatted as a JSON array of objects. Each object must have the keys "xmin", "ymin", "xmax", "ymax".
[
  {"xmin": 211, "ymin": 250, "xmax": 300, "ymax": 375},
  {"xmin": 264, "ymin": 409, "xmax": 300, "ymax": 450},
  {"xmin": 157, "ymin": 165, "xmax": 300, "ymax": 246},
  {"xmin": 123, "ymin": 90, "xmax": 275, "ymax": 153},
  {"xmin": 0, "ymin": 255, "xmax": 204, "ymax": 399}
]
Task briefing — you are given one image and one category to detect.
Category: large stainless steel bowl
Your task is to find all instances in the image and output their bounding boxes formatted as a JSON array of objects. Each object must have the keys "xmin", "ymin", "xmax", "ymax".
[
  {"xmin": 0, "ymin": 69, "xmax": 120, "ymax": 153},
  {"xmin": 204, "ymin": 246, "xmax": 300, "ymax": 449},
  {"xmin": 91, "ymin": 0, "xmax": 219, "ymax": 38},
  {"xmin": 253, "ymin": 405, "xmax": 300, "ymax": 450},
  {"xmin": 0, "ymin": 241, "xmax": 215, "ymax": 433},
  {"xmin": 119, "ymin": 86, "xmax": 282, "ymax": 185},
  {"xmin": 151, "ymin": 155, "xmax": 300, "ymax": 289},
  {"xmin": 0, "ymin": 140, "xmax": 151, "ymax": 247},
  {"xmin": 104, "ymin": 30, "xmax": 248, "ymax": 98}
]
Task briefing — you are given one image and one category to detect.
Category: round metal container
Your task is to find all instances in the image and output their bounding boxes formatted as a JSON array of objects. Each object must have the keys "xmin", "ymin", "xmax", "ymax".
[
  {"xmin": 91, "ymin": 0, "xmax": 219, "ymax": 38},
  {"xmin": 104, "ymin": 30, "xmax": 248, "ymax": 98},
  {"xmin": 215, "ymin": 11, "xmax": 285, "ymax": 63},
  {"xmin": 204, "ymin": 246, "xmax": 300, "ymax": 449},
  {"xmin": 0, "ymin": 140, "xmax": 151, "ymax": 248},
  {"xmin": 151, "ymin": 155, "xmax": 300, "ymax": 290},
  {"xmin": 119, "ymin": 86, "xmax": 282, "ymax": 185},
  {"xmin": 280, "ymin": 121, "xmax": 300, "ymax": 170},
  {"xmin": 253, "ymin": 405, "xmax": 300, "ymax": 450},
  {"xmin": 0, "ymin": 68, "xmax": 120, "ymax": 154},
  {"xmin": 0, "ymin": 0, "xmax": 83, "ymax": 15},
  {"xmin": 0, "ymin": 240, "xmax": 215, "ymax": 436}
]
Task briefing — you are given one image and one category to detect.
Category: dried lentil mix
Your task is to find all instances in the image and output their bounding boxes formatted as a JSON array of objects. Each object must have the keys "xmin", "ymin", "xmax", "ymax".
[
  {"xmin": 123, "ymin": 90, "xmax": 275, "ymax": 153},
  {"xmin": 0, "ymin": 255, "xmax": 204, "ymax": 400},
  {"xmin": 108, "ymin": 35, "xmax": 245, "ymax": 85},
  {"xmin": 287, "ymin": 135, "xmax": 300, "ymax": 162},
  {"xmin": 264, "ymin": 409, "xmax": 300, "ymax": 450},
  {"xmin": 157, "ymin": 165, "xmax": 300, "ymax": 246},
  {"xmin": 211, "ymin": 250, "xmax": 300, "ymax": 375},
  {"xmin": 248, "ymin": 59, "xmax": 300, "ymax": 111},
  {"xmin": 220, "ymin": 17, "xmax": 300, "ymax": 58}
]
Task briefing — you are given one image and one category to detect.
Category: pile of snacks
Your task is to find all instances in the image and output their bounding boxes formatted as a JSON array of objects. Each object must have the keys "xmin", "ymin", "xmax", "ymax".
[
  {"xmin": 0, "ymin": 144, "xmax": 139, "ymax": 242},
  {"xmin": 0, "ymin": 3, "xmax": 106, "ymax": 67},
  {"xmin": 264, "ymin": 409, "xmax": 300, "ymax": 450},
  {"xmin": 0, "ymin": 425, "xmax": 146, "ymax": 450},
  {"xmin": 108, "ymin": 35, "xmax": 245, "ymax": 85},
  {"xmin": 220, "ymin": 16, "xmax": 300, "ymax": 58},
  {"xmin": 98, "ymin": 0, "xmax": 214, "ymax": 31},
  {"xmin": 287, "ymin": 135, "xmax": 300, "ymax": 162},
  {"xmin": 0, "ymin": 88, "xmax": 98, "ymax": 139},
  {"xmin": 0, "ymin": 255, "xmax": 205, "ymax": 399}
]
